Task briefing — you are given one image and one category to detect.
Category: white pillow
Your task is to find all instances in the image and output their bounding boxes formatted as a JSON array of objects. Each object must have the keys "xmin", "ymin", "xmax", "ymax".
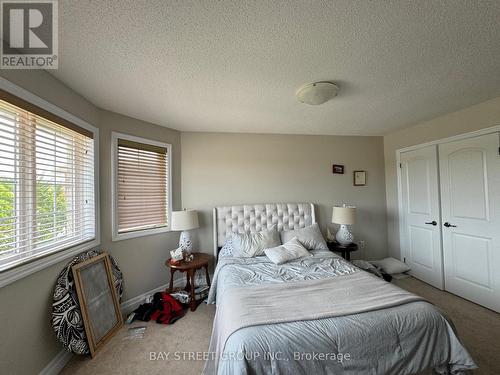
[
  {"xmin": 280, "ymin": 223, "xmax": 328, "ymax": 250},
  {"xmin": 370, "ymin": 257, "xmax": 410, "ymax": 275},
  {"xmin": 232, "ymin": 227, "xmax": 281, "ymax": 257},
  {"xmin": 264, "ymin": 237, "xmax": 311, "ymax": 265}
]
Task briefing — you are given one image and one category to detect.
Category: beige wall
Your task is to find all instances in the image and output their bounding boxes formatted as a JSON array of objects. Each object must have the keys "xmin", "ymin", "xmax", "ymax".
[
  {"xmin": 0, "ymin": 71, "xmax": 181, "ymax": 374},
  {"xmin": 181, "ymin": 132, "xmax": 388, "ymax": 261},
  {"xmin": 384, "ymin": 96, "xmax": 500, "ymax": 259}
]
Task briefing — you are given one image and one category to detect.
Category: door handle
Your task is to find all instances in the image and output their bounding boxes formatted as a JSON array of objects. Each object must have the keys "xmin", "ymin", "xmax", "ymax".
[
  {"xmin": 425, "ymin": 221, "xmax": 437, "ymax": 226},
  {"xmin": 444, "ymin": 222, "xmax": 457, "ymax": 228}
]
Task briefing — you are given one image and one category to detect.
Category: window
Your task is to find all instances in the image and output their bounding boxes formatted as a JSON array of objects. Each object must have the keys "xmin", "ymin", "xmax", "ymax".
[
  {"xmin": 0, "ymin": 90, "xmax": 96, "ymax": 272},
  {"xmin": 112, "ymin": 133, "xmax": 171, "ymax": 240}
]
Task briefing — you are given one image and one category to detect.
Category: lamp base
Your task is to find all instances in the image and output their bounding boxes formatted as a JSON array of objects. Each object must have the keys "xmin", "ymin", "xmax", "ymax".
[
  {"xmin": 179, "ymin": 230, "xmax": 193, "ymax": 254},
  {"xmin": 336, "ymin": 225, "xmax": 353, "ymax": 246}
]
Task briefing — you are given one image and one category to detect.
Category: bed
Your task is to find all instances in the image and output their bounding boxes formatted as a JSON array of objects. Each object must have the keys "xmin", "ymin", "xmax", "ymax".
[{"xmin": 204, "ymin": 203, "xmax": 476, "ymax": 375}]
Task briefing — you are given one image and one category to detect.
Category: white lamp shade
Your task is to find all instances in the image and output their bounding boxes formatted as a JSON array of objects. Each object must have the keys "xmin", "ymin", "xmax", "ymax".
[
  {"xmin": 171, "ymin": 210, "xmax": 199, "ymax": 231},
  {"xmin": 332, "ymin": 206, "xmax": 356, "ymax": 225}
]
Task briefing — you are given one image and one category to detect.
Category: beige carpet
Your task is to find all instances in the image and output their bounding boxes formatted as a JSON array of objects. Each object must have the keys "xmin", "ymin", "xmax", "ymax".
[{"xmin": 61, "ymin": 277, "xmax": 500, "ymax": 375}]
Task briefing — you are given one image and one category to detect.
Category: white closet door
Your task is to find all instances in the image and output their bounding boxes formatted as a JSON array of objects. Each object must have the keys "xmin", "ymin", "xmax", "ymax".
[
  {"xmin": 400, "ymin": 145, "xmax": 444, "ymax": 289},
  {"xmin": 439, "ymin": 133, "xmax": 500, "ymax": 312}
]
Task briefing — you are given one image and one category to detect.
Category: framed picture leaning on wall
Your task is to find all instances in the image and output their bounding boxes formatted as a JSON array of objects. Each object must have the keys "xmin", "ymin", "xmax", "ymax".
[{"xmin": 72, "ymin": 252, "xmax": 123, "ymax": 357}]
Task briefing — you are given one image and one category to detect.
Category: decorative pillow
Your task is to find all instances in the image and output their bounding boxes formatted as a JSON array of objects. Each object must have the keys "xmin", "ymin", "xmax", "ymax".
[
  {"xmin": 264, "ymin": 237, "xmax": 311, "ymax": 265},
  {"xmin": 370, "ymin": 257, "xmax": 410, "ymax": 275},
  {"xmin": 218, "ymin": 237, "xmax": 234, "ymax": 258},
  {"xmin": 280, "ymin": 223, "xmax": 328, "ymax": 250},
  {"xmin": 232, "ymin": 227, "xmax": 281, "ymax": 257}
]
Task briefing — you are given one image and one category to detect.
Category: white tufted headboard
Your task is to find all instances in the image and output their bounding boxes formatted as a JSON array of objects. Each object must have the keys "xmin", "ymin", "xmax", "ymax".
[{"xmin": 213, "ymin": 203, "xmax": 315, "ymax": 259}]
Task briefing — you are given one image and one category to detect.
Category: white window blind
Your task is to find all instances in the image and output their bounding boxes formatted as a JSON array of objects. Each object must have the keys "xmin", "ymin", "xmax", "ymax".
[
  {"xmin": 0, "ymin": 94, "xmax": 95, "ymax": 271},
  {"xmin": 117, "ymin": 139, "xmax": 168, "ymax": 233}
]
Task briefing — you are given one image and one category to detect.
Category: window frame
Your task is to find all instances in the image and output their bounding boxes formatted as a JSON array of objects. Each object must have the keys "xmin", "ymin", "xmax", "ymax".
[
  {"xmin": 111, "ymin": 132, "xmax": 172, "ymax": 241},
  {"xmin": 0, "ymin": 77, "xmax": 100, "ymax": 288}
]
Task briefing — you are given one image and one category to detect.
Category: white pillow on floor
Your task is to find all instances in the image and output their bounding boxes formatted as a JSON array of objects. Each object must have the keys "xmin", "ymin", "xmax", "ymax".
[
  {"xmin": 264, "ymin": 237, "xmax": 311, "ymax": 265},
  {"xmin": 370, "ymin": 257, "xmax": 410, "ymax": 274}
]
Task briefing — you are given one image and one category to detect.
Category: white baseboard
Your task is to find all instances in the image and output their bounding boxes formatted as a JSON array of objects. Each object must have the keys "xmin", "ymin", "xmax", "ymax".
[
  {"xmin": 120, "ymin": 278, "xmax": 186, "ymax": 315},
  {"xmin": 39, "ymin": 349, "xmax": 73, "ymax": 375},
  {"xmin": 120, "ymin": 272, "xmax": 212, "ymax": 314}
]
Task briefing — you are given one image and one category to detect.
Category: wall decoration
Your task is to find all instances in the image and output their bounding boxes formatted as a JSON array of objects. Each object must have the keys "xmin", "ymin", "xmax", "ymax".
[
  {"xmin": 72, "ymin": 252, "xmax": 123, "ymax": 357},
  {"xmin": 353, "ymin": 170, "xmax": 367, "ymax": 186},
  {"xmin": 332, "ymin": 164, "xmax": 345, "ymax": 174}
]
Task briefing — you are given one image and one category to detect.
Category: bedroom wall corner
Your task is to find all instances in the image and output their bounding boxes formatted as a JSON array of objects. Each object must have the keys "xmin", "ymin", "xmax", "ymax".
[{"xmin": 0, "ymin": 71, "xmax": 184, "ymax": 375}]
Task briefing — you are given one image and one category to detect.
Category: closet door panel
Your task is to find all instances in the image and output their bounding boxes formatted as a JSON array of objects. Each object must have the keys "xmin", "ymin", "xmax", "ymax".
[
  {"xmin": 439, "ymin": 133, "xmax": 500, "ymax": 312},
  {"xmin": 400, "ymin": 145, "xmax": 444, "ymax": 289},
  {"xmin": 452, "ymin": 233, "xmax": 491, "ymax": 288}
]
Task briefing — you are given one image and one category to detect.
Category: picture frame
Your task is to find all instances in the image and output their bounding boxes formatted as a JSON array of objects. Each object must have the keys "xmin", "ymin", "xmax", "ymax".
[
  {"xmin": 353, "ymin": 170, "xmax": 366, "ymax": 186},
  {"xmin": 332, "ymin": 164, "xmax": 345, "ymax": 174},
  {"xmin": 72, "ymin": 252, "xmax": 123, "ymax": 357}
]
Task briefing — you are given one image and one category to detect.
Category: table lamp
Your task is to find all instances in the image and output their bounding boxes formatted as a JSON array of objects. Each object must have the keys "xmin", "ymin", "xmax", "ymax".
[
  {"xmin": 171, "ymin": 209, "xmax": 199, "ymax": 254},
  {"xmin": 332, "ymin": 205, "xmax": 356, "ymax": 246}
]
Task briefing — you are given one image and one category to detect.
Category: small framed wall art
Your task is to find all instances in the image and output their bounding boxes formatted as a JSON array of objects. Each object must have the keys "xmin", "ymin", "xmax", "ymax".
[
  {"xmin": 353, "ymin": 170, "xmax": 366, "ymax": 186},
  {"xmin": 332, "ymin": 164, "xmax": 344, "ymax": 174}
]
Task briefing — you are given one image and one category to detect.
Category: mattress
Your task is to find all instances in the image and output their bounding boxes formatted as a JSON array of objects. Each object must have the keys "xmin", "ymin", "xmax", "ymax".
[{"xmin": 205, "ymin": 250, "xmax": 476, "ymax": 375}]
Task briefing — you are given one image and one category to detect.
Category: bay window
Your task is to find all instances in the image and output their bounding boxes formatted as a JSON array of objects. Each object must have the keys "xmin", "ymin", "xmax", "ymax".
[{"xmin": 0, "ymin": 90, "xmax": 96, "ymax": 272}]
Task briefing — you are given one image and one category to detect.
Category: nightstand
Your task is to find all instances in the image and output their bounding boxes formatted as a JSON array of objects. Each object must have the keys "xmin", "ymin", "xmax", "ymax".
[
  {"xmin": 327, "ymin": 241, "xmax": 358, "ymax": 261},
  {"xmin": 165, "ymin": 252, "xmax": 211, "ymax": 311}
]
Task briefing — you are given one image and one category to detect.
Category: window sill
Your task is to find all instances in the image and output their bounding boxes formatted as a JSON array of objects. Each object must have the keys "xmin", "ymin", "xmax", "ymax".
[
  {"xmin": 0, "ymin": 238, "xmax": 99, "ymax": 288},
  {"xmin": 112, "ymin": 226, "xmax": 172, "ymax": 242}
]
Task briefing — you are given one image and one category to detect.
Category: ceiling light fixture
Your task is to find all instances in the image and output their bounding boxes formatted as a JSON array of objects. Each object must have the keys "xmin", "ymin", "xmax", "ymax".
[{"xmin": 296, "ymin": 81, "xmax": 339, "ymax": 105}]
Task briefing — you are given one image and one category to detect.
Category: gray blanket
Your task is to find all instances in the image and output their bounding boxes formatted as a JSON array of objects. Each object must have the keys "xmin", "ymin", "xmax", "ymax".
[{"xmin": 205, "ymin": 251, "xmax": 476, "ymax": 375}]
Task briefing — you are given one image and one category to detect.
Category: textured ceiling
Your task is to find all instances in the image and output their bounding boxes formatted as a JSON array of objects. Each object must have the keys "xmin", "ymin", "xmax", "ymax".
[{"xmin": 51, "ymin": 0, "xmax": 500, "ymax": 135}]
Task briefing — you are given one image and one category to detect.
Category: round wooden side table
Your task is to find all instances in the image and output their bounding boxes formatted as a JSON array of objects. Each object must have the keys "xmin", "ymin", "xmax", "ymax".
[{"xmin": 165, "ymin": 252, "xmax": 211, "ymax": 311}]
